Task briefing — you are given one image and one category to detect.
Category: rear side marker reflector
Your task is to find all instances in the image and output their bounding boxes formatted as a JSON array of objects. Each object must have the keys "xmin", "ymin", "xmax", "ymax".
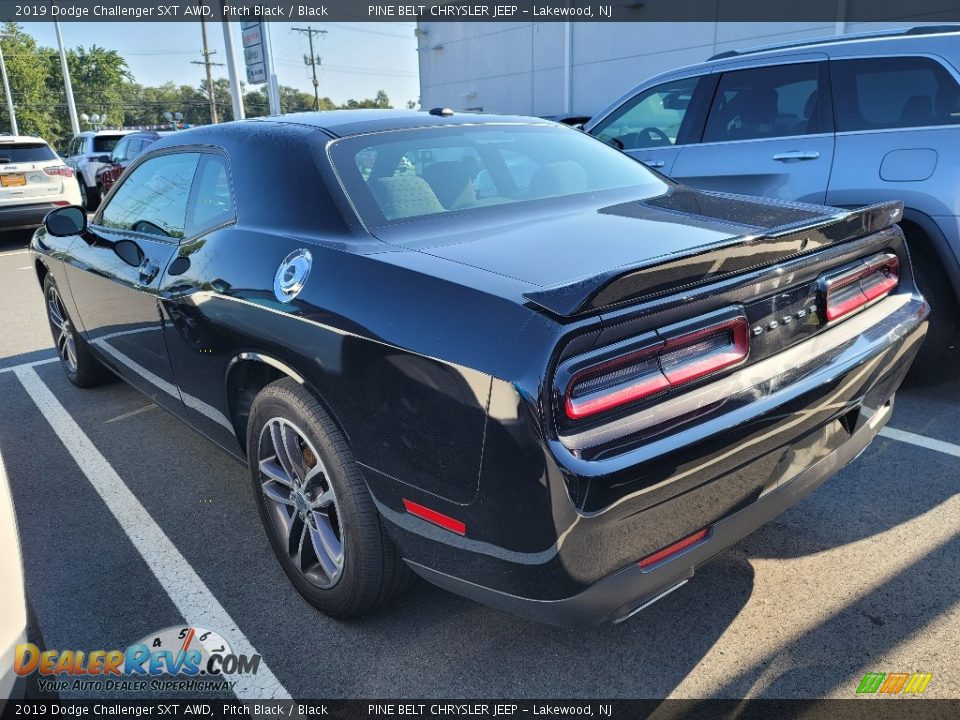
[
  {"xmin": 822, "ymin": 253, "xmax": 899, "ymax": 322},
  {"xmin": 564, "ymin": 315, "xmax": 749, "ymax": 420},
  {"xmin": 638, "ymin": 528, "xmax": 709, "ymax": 570},
  {"xmin": 402, "ymin": 499, "xmax": 466, "ymax": 536}
]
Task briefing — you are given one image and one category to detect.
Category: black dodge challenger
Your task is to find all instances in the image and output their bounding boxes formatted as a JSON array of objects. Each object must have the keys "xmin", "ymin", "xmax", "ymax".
[{"xmin": 31, "ymin": 110, "xmax": 928, "ymax": 626}]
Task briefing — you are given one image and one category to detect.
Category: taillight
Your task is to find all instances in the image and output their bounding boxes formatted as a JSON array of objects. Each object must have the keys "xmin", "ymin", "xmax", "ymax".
[
  {"xmin": 43, "ymin": 166, "xmax": 74, "ymax": 178},
  {"xmin": 563, "ymin": 312, "xmax": 749, "ymax": 421},
  {"xmin": 821, "ymin": 253, "xmax": 899, "ymax": 323}
]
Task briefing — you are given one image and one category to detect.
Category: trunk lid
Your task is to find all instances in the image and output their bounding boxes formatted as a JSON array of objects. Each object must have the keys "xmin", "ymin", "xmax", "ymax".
[{"xmin": 373, "ymin": 187, "xmax": 902, "ymax": 317}]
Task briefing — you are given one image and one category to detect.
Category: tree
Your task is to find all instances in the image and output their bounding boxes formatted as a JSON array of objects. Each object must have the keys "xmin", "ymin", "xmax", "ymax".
[
  {"xmin": 341, "ymin": 90, "xmax": 391, "ymax": 109},
  {"xmin": 0, "ymin": 23, "xmax": 60, "ymax": 142}
]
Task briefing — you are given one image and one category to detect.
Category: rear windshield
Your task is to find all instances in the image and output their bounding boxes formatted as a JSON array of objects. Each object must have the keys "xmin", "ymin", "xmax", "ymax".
[
  {"xmin": 329, "ymin": 124, "xmax": 668, "ymax": 227},
  {"xmin": 0, "ymin": 142, "xmax": 56, "ymax": 163},
  {"xmin": 93, "ymin": 135, "xmax": 126, "ymax": 153}
]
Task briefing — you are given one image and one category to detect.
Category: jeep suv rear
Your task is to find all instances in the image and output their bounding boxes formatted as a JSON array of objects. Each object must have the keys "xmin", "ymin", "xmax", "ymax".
[{"xmin": 585, "ymin": 25, "xmax": 960, "ymax": 371}]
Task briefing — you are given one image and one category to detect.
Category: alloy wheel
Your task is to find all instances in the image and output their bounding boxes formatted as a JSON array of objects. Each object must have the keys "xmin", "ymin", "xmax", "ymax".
[
  {"xmin": 47, "ymin": 286, "xmax": 78, "ymax": 375},
  {"xmin": 257, "ymin": 417, "xmax": 344, "ymax": 589}
]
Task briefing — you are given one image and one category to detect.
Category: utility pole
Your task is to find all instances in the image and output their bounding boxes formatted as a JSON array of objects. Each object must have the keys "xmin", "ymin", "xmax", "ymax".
[
  {"xmin": 220, "ymin": 17, "xmax": 245, "ymax": 121},
  {"xmin": 292, "ymin": 26, "xmax": 327, "ymax": 110},
  {"xmin": 54, "ymin": 22, "xmax": 80, "ymax": 136},
  {"xmin": 192, "ymin": 5, "xmax": 224, "ymax": 124},
  {"xmin": 0, "ymin": 34, "xmax": 18, "ymax": 135}
]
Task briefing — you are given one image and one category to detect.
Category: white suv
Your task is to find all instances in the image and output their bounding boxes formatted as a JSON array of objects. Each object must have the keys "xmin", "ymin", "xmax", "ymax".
[
  {"xmin": 0, "ymin": 135, "xmax": 81, "ymax": 232},
  {"xmin": 63, "ymin": 129, "xmax": 132, "ymax": 209}
]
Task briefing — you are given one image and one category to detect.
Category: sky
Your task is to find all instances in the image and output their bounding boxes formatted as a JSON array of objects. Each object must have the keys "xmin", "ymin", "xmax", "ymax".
[{"xmin": 19, "ymin": 21, "xmax": 421, "ymax": 108}]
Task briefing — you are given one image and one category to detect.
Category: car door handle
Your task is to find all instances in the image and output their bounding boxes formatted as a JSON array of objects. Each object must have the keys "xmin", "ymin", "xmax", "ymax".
[
  {"xmin": 641, "ymin": 159, "xmax": 665, "ymax": 168},
  {"xmin": 138, "ymin": 260, "xmax": 160, "ymax": 285},
  {"xmin": 772, "ymin": 151, "xmax": 820, "ymax": 162}
]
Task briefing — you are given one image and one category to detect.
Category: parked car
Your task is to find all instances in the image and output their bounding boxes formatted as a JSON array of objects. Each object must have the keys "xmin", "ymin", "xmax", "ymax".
[
  {"xmin": 31, "ymin": 110, "xmax": 927, "ymax": 626},
  {"xmin": 95, "ymin": 131, "xmax": 167, "ymax": 197},
  {"xmin": 0, "ymin": 135, "xmax": 80, "ymax": 232},
  {"xmin": 63, "ymin": 129, "xmax": 133, "ymax": 210},
  {"xmin": 585, "ymin": 24, "xmax": 960, "ymax": 371}
]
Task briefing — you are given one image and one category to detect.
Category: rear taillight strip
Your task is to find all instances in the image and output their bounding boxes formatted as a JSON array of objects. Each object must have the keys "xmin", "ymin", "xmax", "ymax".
[
  {"xmin": 564, "ymin": 314, "xmax": 749, "ymax": 421},
  {"xmin": 557, "ymin": 294, "xmax": 912, "ymax": 453},
  {"xmin": 43, "ymin": 166, "xmax": 74, "ymax": 178},
  {"xmin": 821, "ymin": 253, "xmax": 899, "ymax": 322}
]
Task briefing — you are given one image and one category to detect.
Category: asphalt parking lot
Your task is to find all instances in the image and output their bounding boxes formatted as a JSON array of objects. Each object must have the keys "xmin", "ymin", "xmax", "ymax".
[{"xmin": 1, "ymin": 230, "xmax": 959, "ymax": 701}]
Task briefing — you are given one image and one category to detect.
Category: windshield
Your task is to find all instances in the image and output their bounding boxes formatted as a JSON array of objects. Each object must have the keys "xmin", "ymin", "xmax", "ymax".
[
  {"xmin": 329, "ymin": 124, "xmax": 669, "ymax": 227},
  {"xmin": 93, "ymin": 135, "xmax": 126, "ymax": 153},
  {"xmin": 0, "ymin": 142, "xmax": 56, "ymax": 163}
]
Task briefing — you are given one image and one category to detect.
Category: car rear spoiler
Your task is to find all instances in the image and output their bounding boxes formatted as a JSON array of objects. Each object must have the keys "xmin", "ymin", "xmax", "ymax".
[{"xmin": 523, "ymin": 200, "xmax": 905, "ymax": 318}]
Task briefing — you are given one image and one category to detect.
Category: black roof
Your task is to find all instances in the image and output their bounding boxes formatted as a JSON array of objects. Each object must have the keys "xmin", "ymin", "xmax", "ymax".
[{"xmin": 257, "ymin": 109, "xmax": 553, "ymax": 137}]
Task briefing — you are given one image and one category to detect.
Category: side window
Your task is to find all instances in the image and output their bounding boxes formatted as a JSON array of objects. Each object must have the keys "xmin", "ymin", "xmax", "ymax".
[
  {"xmin": 832, "ymin": 56, "xmax": 960, "ymax": 132},
  {"xmin": 99, "ymin": 153, "xmax": 201, "ymax": 239},
  {"xmin": 186, "ymin": 154, "xmax": 235, "ymax": 235},
  {"xmin": 125, "ymin": 139, "xmax": 144, "ymax": 160},
  {"xmin": 703, "ymin": 63, "xmax": 822, "ymax": 143},
  {"xmin": 111, "ymin": 138, "xmax": 129, "ymax": 162},
  {"xmin": 591, "ymin": 76, "xmax": 701, "ymax": 150}
]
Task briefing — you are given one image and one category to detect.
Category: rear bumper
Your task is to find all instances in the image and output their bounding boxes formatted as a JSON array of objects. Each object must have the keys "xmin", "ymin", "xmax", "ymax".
[
  {"xmin": 409, "ymin": 394, "xmax": 893, "ymax": 627},
  {"xmin": 0, "ymin": 203, "xmax": 58, "ymax": 231},
  {"xmin": 382, "ymin": 288, "xmax": 928, "ymax": 627}
]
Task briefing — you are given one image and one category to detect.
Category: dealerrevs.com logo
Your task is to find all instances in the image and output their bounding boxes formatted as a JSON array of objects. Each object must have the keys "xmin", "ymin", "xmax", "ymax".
[
  {"xmin": 14, "ymin": 625, "xmax": 261, "ymax": 693},
  {"xmin": 856, "ymin": 672, "xmax": 934, "ymax": 695}
]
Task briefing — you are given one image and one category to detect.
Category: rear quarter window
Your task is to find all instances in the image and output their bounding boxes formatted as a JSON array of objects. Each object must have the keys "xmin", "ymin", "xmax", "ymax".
[
  {"xmin": 93, "ymin": 135, "xmax": 126, "ymax": 153},
  {"xmin": 832, "ymin": 56, "xmax": 960, "ymax": 131}
]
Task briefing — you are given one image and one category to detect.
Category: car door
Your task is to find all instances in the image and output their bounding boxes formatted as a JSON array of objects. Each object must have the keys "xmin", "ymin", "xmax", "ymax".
[
  {"xmin": 63, "ymin": 150, "xmax": 202, "ymax": 412},
  {"xmin": 157, "ymin": 152, "xmax": 241, "ymax": 452},
  {"xmin": 63, "ymin": 137, "xmax": 83, "ymax": 173},
  {"xmin": 670, "ymin": 59, "xmax": 835, "ymax": 204},
  {"xmin": 587, "ymin": 75, "xmax": 710, "ymax": 175}
]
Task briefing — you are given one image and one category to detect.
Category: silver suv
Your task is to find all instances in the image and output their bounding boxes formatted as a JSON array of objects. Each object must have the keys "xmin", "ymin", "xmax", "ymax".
[
  {"xmin": 585, "ymin": 25, "xmax": 960, "ymax": 371},
  {"xmin": 63, "ymin": 130, "xmax": 132, "ymax": 210}
]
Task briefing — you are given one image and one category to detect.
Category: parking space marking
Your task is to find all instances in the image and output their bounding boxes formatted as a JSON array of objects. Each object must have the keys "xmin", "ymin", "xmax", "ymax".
[
  {"xmin": 880, "ymin": 426, "xmax": 960, "ymax": 461},
  {"xmin": 13, "ymin": 366, "xmax": 291, "ymax": 700},
  {"xmin": 0, "ymin": 249, "xmax": 30, "ymax": 257},
  {"xmin": 0, "ymin": 357, "xmax": 58, "ymax": 374}
]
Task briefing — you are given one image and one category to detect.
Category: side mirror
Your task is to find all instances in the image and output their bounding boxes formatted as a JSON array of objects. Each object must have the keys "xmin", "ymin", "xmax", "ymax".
[
  {"xmin": 96, "ymin": 154, "xmax": 112, "ymax": 163},
  {"xmin": 44, "ymin": 206, "xmax": 87, "ymax": 237}
]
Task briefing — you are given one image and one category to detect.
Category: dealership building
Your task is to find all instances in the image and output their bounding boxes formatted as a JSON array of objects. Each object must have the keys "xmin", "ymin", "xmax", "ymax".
[{"xmin": 415, "ymin": 20, "xmax": 945, "ymax": 117}]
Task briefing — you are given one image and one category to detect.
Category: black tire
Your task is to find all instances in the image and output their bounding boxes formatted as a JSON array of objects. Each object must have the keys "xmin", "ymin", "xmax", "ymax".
[
  {"xmin": 910, "ymin": 249, "xmax": 957, "ymax": 374},
  {"xmin": 247, "ymin": 378, "xmax": 415, "ymax": 618},
  {"xmin": 79, "ymin": 179, "xmax": 99, "ymax": 211},
  {"xmin": 42, "ymin": 275, "xmax": 113, "ymax": 388}
]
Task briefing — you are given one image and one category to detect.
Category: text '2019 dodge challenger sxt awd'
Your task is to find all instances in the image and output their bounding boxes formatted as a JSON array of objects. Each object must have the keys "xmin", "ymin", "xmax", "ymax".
[{"xmin": 31, "ymin": 110, "xmax": 928, "ymax": 626}]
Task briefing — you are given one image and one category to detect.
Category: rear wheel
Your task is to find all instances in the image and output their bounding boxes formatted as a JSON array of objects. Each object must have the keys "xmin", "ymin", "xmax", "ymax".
[
  {"xmin": 79, "ymin": 179, "xmax": 99, "ymax": 211},
  {"xmin": 43, "ymin": 276, "xmax": 112, "ymax": 387},
  {"xmin": 247, "ymin": 379, "xmax": 414, "ymax": 617},
  {"xmin": 909, "ymin": 248, "xmax": 957, "ymax": 374}
]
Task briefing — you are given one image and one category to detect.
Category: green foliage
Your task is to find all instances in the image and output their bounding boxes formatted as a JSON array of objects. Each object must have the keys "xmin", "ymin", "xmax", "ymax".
[{"xmin": 0, "ymin": 23, "xmax": 396, "ymax": 148}]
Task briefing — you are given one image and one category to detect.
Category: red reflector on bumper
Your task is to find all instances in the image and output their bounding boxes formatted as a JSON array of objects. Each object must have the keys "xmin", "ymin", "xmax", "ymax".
[
  {"xmin": 638, "ymin": 528, "xmax": 709, "ymax": 570},
  {"xmin": 402, "ymin": 499, "xmax": 466, "ymax": 536}
]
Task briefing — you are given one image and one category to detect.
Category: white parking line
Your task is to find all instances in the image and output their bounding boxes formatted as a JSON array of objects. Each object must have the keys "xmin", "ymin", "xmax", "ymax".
[
  {"xmin": 0, "ymin": 249, "xmax": 30, "ymax": 257},
  {"xmin": 13, "ymin": 366, "xmax": 291, "ymax": 700},
  {"xmin": 880, "ymin": 426, "xmax": 960, "ymax": 461},
  {"xmin": 0, "ymin": 357, "xmax": 58, "ymax": 374}
]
